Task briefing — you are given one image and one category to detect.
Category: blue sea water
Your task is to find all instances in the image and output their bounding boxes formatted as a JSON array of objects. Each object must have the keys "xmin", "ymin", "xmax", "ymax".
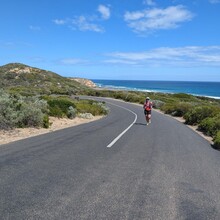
[{"xmin": 92, "ymin": 80, "xmax": 220, "ymax": 99}]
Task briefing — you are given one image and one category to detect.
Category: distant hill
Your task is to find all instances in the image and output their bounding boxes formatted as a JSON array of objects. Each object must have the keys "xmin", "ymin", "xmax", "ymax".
[{"xmin": 0, "ymin": 63, "xmax": 90, "ymax": 95}]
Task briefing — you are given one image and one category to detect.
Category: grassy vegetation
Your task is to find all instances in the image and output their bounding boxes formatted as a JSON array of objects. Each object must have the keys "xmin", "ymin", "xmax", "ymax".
[{"xmin": 213, "ymin": 131, "xmax": 220, "ymax": 149}]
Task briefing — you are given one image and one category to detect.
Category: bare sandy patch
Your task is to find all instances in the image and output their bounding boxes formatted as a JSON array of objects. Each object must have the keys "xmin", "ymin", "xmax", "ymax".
[{"xmin": 0, "ymin": 116, "xmax": 103, "ymax": 145}]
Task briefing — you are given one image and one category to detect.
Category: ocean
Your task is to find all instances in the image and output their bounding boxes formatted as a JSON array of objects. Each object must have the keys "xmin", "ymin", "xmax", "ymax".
[{"xmin": 92, "ymin": 80, "xmax": 220, "ymax": 99}]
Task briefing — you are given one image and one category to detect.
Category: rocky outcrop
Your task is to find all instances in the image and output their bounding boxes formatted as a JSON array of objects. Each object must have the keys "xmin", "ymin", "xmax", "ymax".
[
  {"xmin": 9, "ymin": 67, "xmax": 33, "ymax": 74},
  {"xmin": 69, "ymin": 78, "xmax": 97, "ymax": 88}
]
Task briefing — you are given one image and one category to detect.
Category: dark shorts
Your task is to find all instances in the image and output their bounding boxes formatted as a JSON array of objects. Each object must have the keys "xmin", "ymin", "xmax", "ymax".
[{"xmin": 144, "ymin": 110, "xmax": 151, "ymax": 115}]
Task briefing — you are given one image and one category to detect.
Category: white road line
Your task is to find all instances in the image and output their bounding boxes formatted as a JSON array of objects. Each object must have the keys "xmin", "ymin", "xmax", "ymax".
[{"xmin": 105, "ymin": 101, "xmax": 137, "ymax": 148}]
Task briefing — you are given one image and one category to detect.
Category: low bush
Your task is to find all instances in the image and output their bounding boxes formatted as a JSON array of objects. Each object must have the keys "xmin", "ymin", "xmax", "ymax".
[
  {"xmin": 43, "ymin": 115, "xmax": 51, "ymax": 128},
  {"xmin": 161, "ymin": 102, "xmax": 193, "ymax": 117},
  {"xmin": 152, "ymin": 100, "xmax": 165, "ymax": 109},
  {"xmin": 78, "ymin": 113, "xmax": 94, "ymax": 119},
  {"xmin": 0, "ymin": 91, "xmax": 18, "ymax": 129},
  {"xmin": 0, "ymin": 89, "xmax": 49, "ymax": 129},
  {"xmin": 76, "ymin": 100, "xmax": 108, "ymax": 116},
  {"xmin": 16, "ymin": 97, "xmax": 48, "ymax": 128},
  {"xmin": 17, "ymin": 104, "xmax": 45, "ymax": 128},
  {"xmin": 214, "ymin": 131, "xmax": 220, "ymax": 149},
  {"xmin": 43, "ymin": 96, "xmax": 76, "ymax": 118},
  {"xmin": 184, "ymin": 106, "xmax": 220, "ymax": 125},
  {"xmin": 49, "ymin": 105, "xmax": 65, "ymax": 118},
  {"xmin": 42, "ymin": 96, "xmax": 108, "ymax": 118},
  {"xmin": 124, "ymin": 93, "xmax": 142, "ymax": 103},
  {"xmin": 198, "ymin": 114, "xmax": 220, "ymax": 137},
  {"xmin": 67, "ymin": 106, "xmax": 77, "ymax": 119},
  {"xmin": 172, "ymin": 93, "xmax": 198, "ymax": 102}
]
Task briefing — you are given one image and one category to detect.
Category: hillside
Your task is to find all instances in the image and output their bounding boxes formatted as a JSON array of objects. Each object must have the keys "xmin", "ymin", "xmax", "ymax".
[{"xmin": 0, "ymin": 63, "xmax": 89, "ymax": 95}]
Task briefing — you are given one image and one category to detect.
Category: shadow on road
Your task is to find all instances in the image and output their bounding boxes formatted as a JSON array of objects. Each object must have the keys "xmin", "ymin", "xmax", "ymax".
[
  {"xmin": 211, "ymin": 144, "xmax": 220, "ymax": 151},
  {"xmin": 134, "ymin": 122, "xmax": 146, "ymax": 126}
]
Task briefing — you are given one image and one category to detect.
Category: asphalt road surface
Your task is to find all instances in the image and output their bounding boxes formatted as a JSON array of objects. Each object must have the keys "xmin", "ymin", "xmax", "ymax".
[{"xmin": 0, "ymin": 97, "xmax": 220, "ymax": 220}]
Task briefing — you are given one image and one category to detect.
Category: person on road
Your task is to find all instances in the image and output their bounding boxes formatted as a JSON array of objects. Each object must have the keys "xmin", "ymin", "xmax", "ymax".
[{"xmin": 143, "ymin": 97, "xmax": 153, "ymax": 125}]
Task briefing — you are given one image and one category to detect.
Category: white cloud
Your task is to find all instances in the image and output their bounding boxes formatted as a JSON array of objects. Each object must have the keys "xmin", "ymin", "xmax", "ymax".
[
  {"xmin": 60, "ymin": 58, "xmax": 88, "ymax": 65},
  {"xmin": 29, "ymin": 25, "xmax": 41, "ymax": 31},
  {"xmin": 53, "ymin": 16, "xmax": 104, "ymax": 33},
  {"xmin": 105, "ymin": 46, "xmax": 220, "ymax": 67},
  {"xmin": 71, "ymin": 16, "xmax": 104, "ymax": 32},
  {"xmin": 124, "ymin": 11, "xmax": 145, "ymax": 21},
  {"xmin": 124, "ymin": 5, "xmax": 194, "ymax": 34},
  {"xmin": 98, "ymin": 5, "xmax": 111, "ymax": 20},
  {"xmin": 53, "ymin": 19, "xmax": 67, "ymax": 25},
  {"xmin": 143, "ymin": 0, "xmax": 156, "ymax": 6},
  {"xmin": 209, "ymin": 0, "xmax": 220, "ymax": 3},
  {"xmin": 53, "ymin": 5, "xmax": 110, "ymax": 33}
]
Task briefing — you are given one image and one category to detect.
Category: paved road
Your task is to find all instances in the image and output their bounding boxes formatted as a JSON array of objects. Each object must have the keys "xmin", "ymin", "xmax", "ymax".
[{"xmin": 0, "ymin": 97, "xmax": 220, "ymax": 220}]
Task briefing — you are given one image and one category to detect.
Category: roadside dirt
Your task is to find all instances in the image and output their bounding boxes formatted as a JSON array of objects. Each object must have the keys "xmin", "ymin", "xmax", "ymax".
[{"xmin": 0, "ymin": 116, "xmax": 103, "ymax": 145}]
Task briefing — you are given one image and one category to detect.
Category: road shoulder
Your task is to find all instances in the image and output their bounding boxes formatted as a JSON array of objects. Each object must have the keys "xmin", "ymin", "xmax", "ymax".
[{"xmin": 0, "ymin": 116, "xmax": 103, "ymax": 145}]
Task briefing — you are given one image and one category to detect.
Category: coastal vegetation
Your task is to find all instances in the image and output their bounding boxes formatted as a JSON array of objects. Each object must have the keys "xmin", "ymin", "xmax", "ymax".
[
  {"xmin": 0, "ymin": 63, "xmax": 88, "ymax": 96},
  {"xmin": 0, "ymin": 90, "xmax": 108, "ymax": 130},
  {"xmin": 0, "ymin": 62, "xmax": 219, "ymax": 148},
  {"xmin": 0, "ymin": 63, "xmax": 108, "ymax": 130}
]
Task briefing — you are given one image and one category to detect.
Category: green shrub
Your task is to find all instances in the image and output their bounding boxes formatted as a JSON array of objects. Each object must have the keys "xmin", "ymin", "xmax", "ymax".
[
  {"xmin": 48, "ymin": 105, "xmax": 65, "ymax": 118},
  {"xmin": 152, "ymin": 100, "xmax": 165, "ymax": 109},
  {"xmin": 172, "ymin": 93, "xmax": 192, "ymax": 99},
  {"xmin": 46, "ymin": 97, "xmax": 76, "ymax": 118},
  {"xmin": 112, "ymin": 91, "xmax": 127, "ymax": 100},
  {"xmin": 0, "ymin": 90, "xmax": 49, "ymax": 129},
  {"xmin": 78, "ymin": 113, "xmax": 94, "ymax": 119},
  {"xmin": 161, "ymin": 102, "xmax": 193, "ymax": 117},
  {"xmin": 198, "ymin": 114, "xmax": 220, "ymax": 136},
  {"xmin": 17, "ymin": 98, "xmax": 48, "ymax": 128},
  {"xmin": 214, "ymin": 131, "xmax": 220, "ymax": 149},
  {"xmin": 76, "ymin": 100, "xmax": 108, "ymax": 116},
  {"xmin": 17, "ymin": 106, "xmax": 44, "ymax": 128},
  {"xmin": 42, "ymin": 96, "xmax": 108, "ymax": 118},
  {"xmin": 0, "ymin": 90, "xmax": 19, "ymax": 129},
  {"xmin": 184, "ymin": 106, "xmax": 219, "ymax": 125},
  {"xmin": 124, "ymin": 93, "xmax": 141, "ymax": 103},
  {"xmin": 67, "ymin": 106, "xmax": 77, "ymax": 119},
  {"xmin": 43, "ymin": 115, "xmax": 51, "ymax": 128}
]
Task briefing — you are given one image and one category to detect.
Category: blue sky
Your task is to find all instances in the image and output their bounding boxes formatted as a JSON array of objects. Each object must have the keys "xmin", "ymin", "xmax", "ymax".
[{"xmin": 1, "ymin": 0, "xmax": 220, "ymax": 81}]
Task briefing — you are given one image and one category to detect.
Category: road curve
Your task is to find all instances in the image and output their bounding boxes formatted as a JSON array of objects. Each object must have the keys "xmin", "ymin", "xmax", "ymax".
[{"xmin": 0, "ymin": 97, "xmax": 220, "ymax": 219}]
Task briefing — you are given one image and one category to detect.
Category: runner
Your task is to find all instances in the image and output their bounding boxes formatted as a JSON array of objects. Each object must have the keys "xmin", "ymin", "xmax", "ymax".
[{"xmin": 143, "ymin": 97, "xmax": 153, "ymax": 125}]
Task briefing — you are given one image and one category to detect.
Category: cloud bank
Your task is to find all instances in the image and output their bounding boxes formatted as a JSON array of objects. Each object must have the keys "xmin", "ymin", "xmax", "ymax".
[{"xmin": 105, "ymin": 46, "xmax": 220, "ymax": 67}]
